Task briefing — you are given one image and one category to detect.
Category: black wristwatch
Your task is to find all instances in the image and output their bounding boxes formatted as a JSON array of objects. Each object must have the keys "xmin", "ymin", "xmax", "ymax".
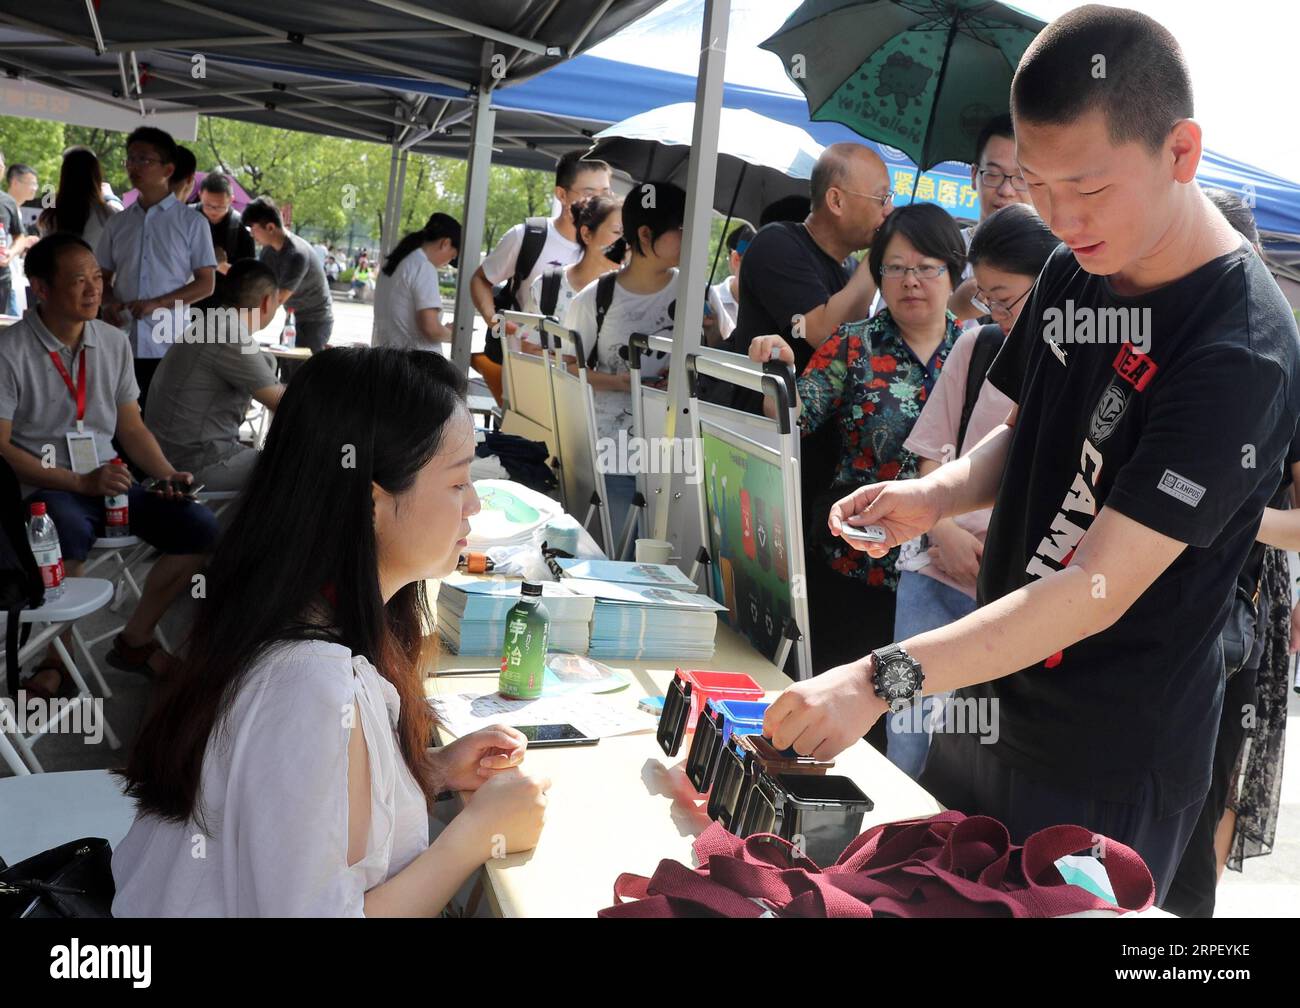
[{"xmin": 869, "ymin": 643, "xmax": 924, "ymax": 713}]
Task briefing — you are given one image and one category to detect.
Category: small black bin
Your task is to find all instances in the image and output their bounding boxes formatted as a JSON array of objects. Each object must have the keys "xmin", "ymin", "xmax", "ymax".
[{"xmin": 737, "ymin": 772, "xmax": 874, "ymax": 867}]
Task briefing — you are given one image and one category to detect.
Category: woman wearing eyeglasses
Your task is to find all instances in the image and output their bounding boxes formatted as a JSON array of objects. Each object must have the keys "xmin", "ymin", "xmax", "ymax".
[
  {"xmin": 749, "ymin": 204, "xmax": 966, "ymax": 736},
  {"xmin": 884, "ymin": 204, "xmax": 1061, "ymax": 777}
]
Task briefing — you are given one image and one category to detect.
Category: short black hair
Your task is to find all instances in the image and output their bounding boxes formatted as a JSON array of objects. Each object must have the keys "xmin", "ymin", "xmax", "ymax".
[
  {"xmin": 241, "ymin": 198, "xmax": 283, "ymax": 229},
  {"xmin": 1012, "ymin": 5, "xmax": 1193, "ymax": 153},
  {"xmin": 866, "ymin": 203, "xmax": 966, "ymax": 287},
  {"xmin": 200, "ymin": 172, "xmax": 233, "ymax": 196},
  {"xmin": 223, "ymin": 259, "xmax": 279, "ymax": 308},
  {"xmin": 759, "ymin": 194, "xmax": 811, "ymax": 227},
  {"xmin": 126, "ymin": 126, "xmax": 178, "ymax": 173},
  {"xmin": 172, "ymin": 145, "xmax": 197, "ymax": 183},
  {"xmin": 968, "ymin": 203, "xmax": 1060, "ymax": 278},
  {"xmin": 622, "ymin": 180, "xmax": 686, "ymax": 257},
  {"xmin": 25, "ymin": 233, "xmax": 94, "ymax": 284},
  {"xmin": 726, "ymin": 223, "xmax": 755, "ymax": 254},
  {"xmin": 556, "ymin": 150, "xmax": 610, "ymax": 190},
  {"xmin": 973, "ymin": 113, "xmax": 1015, "ymax": 167},
  {"xmin": 1204, "ymin": 187, "xmax": 1260, "ymax": 249},
  {"xmin": 5, "ymin": 163, "xmax": 34, "ymax": 185}
]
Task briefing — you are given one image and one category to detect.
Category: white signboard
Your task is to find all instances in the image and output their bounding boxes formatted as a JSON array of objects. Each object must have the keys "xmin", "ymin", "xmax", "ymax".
[{"xmin": 0, "ymin": 78, "xmax": 198, "ymax": 140}]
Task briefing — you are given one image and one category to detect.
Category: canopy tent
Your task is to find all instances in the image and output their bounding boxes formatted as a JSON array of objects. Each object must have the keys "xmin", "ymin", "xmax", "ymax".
[{"xmin": 0, "ymin": 1, "xmax": 670, "ymax": 376}]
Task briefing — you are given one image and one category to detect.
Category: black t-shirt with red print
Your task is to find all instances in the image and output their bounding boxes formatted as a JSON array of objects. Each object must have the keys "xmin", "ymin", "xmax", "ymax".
[{"xmin": 970, "ymin": 239, "xmax": 1300, "ymax": 815}]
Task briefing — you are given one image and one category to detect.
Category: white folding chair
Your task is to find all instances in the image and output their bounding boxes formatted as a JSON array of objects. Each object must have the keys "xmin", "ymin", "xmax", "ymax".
[
  {"xmin": 77, "ymin": 535, "xmax": 169, "ymax": 668},
  {"xmin": 0, "ymin": 578, "xmax": 122, "ymax": 774}
]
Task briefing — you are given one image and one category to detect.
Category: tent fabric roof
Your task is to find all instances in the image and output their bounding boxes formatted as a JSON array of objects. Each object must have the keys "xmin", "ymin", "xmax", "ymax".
[
  {"xmin": 0, "ymin": 2, "xmax": 665, "ymax": 92},
  {"xmin": 0, "ymin": 2, "xmax": 665, "ymax": 168},
  {"xmin": 3, "ymin": 5, "xmax": 1299, "ymax": 241}
]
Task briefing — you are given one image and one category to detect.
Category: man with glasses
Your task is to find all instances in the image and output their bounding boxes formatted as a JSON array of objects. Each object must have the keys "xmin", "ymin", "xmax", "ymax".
[
  {"xmin": 722, "ymin": 143, "xmax": 893, "ymax": 374},
  {"xmin": 469, "ymin": 151, "xmax": 613, "ymax": 399},
  {"xmin": 950, "ymin": 113, "xmax": 1036, "ymax": 322},
  {"xmin": 193, "ymin": 172, "xmax": 256, "ymax": 316},
  {"xmin": 96, "ymin": 127, "xmax": 216, "ymax": 406}
]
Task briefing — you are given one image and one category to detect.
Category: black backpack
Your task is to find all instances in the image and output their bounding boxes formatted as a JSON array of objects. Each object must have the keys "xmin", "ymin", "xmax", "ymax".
[
  {"xmin": 538, "ymin": 265, "xmax": 566, "ymax": 320},
  {"xmin": 486, "ymin": 217, "xmax": 550, "ymax": 365},
  {"xmin": 955, "ymin": 324, "xmax": 1006, "ymax": 455},
  {"xmin": 1, "ymin": 458, "xmax": 44, "ymax": 697}
]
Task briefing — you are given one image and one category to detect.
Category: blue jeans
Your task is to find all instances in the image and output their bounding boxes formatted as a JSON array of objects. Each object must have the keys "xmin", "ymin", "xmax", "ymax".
[
  {"xmin": 27, "ymin": 485, "xmax": 219, "ymax": 562},
  {"xmin": 886, "ymin": 571, "xmax": 977, "ymax": 779}
]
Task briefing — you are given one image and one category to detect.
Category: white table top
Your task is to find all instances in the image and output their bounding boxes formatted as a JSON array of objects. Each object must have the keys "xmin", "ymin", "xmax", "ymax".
[
  {"xmin": 0, "ymin": 769, "xmax": 135, "ymax": 863},
  {"xmin": 425, "ymin": 622, "xmax": 944, "ymax": 918}
]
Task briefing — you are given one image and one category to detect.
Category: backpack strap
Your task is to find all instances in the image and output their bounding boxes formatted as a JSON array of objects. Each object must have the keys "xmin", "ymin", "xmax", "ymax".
[
  {"xmin": 539, "ymin": 266, "xmax": 565, "ymax": 319},
  {"xmin": 590, "ymin": 272, "xmax": 618, "ymax": 370},
  {"xmin": 955, "ymin": 324, "xmax": 1005, "ymax": 456},
  {"xmin": 506, "ymin": 217, "xmax": 550, "ymax": 310}
]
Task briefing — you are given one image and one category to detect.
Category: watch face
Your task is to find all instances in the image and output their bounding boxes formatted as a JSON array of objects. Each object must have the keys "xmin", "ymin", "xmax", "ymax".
[{"xmin": 881, "ymin": 659, "xmax": 914, "ymax": 699}]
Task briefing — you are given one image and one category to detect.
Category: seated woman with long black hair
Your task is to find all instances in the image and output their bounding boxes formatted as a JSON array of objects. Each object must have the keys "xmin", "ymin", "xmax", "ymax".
[{"xmin": 113, "ymin": 348, "xmax": 550, "ymax": 917}]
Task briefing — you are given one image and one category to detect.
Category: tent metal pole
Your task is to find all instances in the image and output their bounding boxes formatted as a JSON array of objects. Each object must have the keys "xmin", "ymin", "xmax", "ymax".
[
  {"xmin": 359, "ymin": 0, "xmax": 560, "ymax": 56},
  {"xmin": 382, "ymin": 135, "xmax": 402, "ymax": 256},
  {"xmin": 81, "ymin": 0, "xmax": 106, "ymax": 54},
  {"xmin": 393, "ymin": 148, "xmax": 410, "ymax": 240},
  {"xmin": 451, "ymin": 44, "xmax": 497, "ymax": 376},
  {"xmin": 105, "ymin": 29, "xmax": 465, "ymax": 51},
  {"xmin": 152, "ymin": 0, "xmax": 470, "ymax": 90},
  {"xmin": 654, "ymin": 0, "xmax": 730, "ymax": 546}
]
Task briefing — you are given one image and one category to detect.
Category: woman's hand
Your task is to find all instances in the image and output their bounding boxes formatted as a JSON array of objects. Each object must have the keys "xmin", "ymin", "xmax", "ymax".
[
  {"xmin": 1289, "ymin": 599, "xmax": 1300, "ymax": 655},
  {"xmin": 434, "ymin": 725, "xmax": 527, "ymax": 792},
  {"xmin": 459, "ymin": 766, "xmax": 551, "ymax": 856},
  {"xmin": 829, "ymin": 478, "xmax": 948, "ymax": 557},
  {"xmin": 926, "ymin": 518, "xmax": 983, "ymax": 593},
  {"xmin": 748, "ymin": 334, "xmax": 796, "ymax": 366}
]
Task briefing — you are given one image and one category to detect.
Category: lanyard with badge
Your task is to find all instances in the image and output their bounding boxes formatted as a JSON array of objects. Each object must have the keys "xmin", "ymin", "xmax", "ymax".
[{"xmin": 49, "ymin": 347, "xmax": 100, "ymax": 475}]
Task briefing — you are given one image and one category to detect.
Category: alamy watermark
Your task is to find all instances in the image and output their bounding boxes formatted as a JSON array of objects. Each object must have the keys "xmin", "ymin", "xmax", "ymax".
[
  {"xmin": 887, "ymin": 694, "xmax": 999, "ymax": 745},
  {"xmin": 595, "ymin": 430, "xmax": 702, "ymax": 484},
  {"xmin": 1, "ymin": 691, "xmax": 104, "ymax": 744},
  {"xmin": 1042, "ymin": 301, "xmax": 1151, "ymax": 354},
  {"xmin": 147, "ymin": 302, "xmax": 265, "ymax": 354}
]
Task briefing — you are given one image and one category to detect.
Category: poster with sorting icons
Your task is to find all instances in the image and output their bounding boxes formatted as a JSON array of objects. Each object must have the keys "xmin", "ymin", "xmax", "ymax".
[{"xmin": 701, "ymin": 430, "xmax": 795, "ymax": 666}]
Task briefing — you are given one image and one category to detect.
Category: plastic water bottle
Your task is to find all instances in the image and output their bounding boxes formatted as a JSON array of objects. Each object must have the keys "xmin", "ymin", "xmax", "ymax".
[
  {"xmin": 498, "ymin": 582, "xmax": 550, "ymax": 700},
  {"xmin": 282, "ymin": 307, "xmax": 296, "ymax": 348},
  {"xmin": 28, "ymin": 502, "xmax": 64, "ymax": 600},
  {"xmin": 104, "ymin": 457, "xmax": 130, "ymax": 537}
]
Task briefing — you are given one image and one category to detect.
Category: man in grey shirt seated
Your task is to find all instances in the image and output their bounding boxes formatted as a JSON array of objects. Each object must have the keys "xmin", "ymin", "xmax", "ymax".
[
  {"xmin": 241, "ymin": 198, "xmax": 334, "ymax": 353},
  {"xmin": 146, "ymin": 260, "xmax": 285, "ymax": 494}
]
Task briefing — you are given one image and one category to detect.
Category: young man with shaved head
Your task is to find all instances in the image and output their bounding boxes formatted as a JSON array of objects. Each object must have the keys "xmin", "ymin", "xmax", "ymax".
[{"xmin": 760, "ymin": 6, "xmax": 1300, "ymax": 905}]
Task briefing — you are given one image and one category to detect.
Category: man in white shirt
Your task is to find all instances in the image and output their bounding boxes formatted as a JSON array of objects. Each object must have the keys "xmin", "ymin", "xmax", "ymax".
[
  {"xmin": 96, "ymin": 127, "xmax": 216, "ymax": 406},
  {"xmin": 468, "ymin": 152, "xmax": 613, "ymax": 399}
]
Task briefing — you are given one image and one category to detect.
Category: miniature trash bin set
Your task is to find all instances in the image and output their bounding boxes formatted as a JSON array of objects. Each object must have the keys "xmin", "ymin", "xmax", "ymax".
[{"xmin": 657, "ymin": 668, "xmax": 874, "ymax": 865}]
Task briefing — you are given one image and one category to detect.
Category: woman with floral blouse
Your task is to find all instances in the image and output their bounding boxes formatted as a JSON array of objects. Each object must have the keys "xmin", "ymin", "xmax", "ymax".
[{"xmin": 750, "ymin": 204, "xmax": 966, "ymax": 722}]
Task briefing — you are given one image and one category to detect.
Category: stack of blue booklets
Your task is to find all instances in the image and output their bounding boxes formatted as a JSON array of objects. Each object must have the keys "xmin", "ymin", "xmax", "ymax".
[
  {"xmin": 560, "ymin": 578, "xmax": 726, "ymax": 661},
  {"xmin": 436, "ymin": 575, "xmax": 594, "ymax": 655},
  {"xmin": 552, "ymin": 558, "xmax": 700, "ymax": 593}
]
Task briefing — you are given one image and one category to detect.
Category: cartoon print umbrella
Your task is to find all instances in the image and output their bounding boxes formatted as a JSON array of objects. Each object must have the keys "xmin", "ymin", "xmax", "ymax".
[{"xmin": 760, "ymin": 0, "xmax": 1044, "ymax": 174}]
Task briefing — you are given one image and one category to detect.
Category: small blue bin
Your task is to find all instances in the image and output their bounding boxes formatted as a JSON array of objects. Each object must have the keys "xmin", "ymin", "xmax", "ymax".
[{"xmin": 714, "ymin": 700, "xmax": 770, "ymax": 744}]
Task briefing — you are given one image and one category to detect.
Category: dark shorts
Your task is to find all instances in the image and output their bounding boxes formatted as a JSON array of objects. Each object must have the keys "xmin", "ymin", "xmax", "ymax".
[
  {"xmin": 920, "ymin": 728, "xmax": 1206, "ymax": 907},
  {"xmin": 27, "ymin": 484, "xmax": 219, "ymax": 563}
]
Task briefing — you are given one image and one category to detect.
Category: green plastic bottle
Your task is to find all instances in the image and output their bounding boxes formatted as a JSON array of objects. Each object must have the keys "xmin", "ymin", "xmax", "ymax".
[{"xmin": 498, "ymin": 582, "xmax": 550, "ymax": 700}]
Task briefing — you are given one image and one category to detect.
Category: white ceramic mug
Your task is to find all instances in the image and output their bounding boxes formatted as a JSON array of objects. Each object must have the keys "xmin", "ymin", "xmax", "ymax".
[{"xmin": 635, "ymin": 538, "xmax": 673, "ymax": 565}]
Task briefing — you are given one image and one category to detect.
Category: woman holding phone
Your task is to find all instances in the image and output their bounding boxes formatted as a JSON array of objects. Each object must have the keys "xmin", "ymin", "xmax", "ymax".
[{"xmin": 114, "ymin": 348, "xmax": 550, "ymax": 916}]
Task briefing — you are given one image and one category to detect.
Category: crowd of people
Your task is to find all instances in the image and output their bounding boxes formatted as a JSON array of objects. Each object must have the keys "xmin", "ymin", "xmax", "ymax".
[{"xmin": 0, "ymin": 4, "xmax": 1294, "ymax": 919}]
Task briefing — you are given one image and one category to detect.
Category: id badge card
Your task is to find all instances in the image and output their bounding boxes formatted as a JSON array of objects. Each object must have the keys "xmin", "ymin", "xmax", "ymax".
[{"xmin": 66, "ymin": 430, "xmax": 100, "ymax": 475}]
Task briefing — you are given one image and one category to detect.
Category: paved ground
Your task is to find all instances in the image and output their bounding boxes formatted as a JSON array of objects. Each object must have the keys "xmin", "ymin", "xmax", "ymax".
[{"xmin": 2, "ymin": 292, "xmax": 1297, "ymax": 916}]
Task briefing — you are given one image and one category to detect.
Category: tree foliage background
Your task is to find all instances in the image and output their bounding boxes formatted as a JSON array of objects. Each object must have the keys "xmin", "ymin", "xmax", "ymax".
[{"xmin": 1, "ymin": 113, "xmax": 738, "ymax": 280}]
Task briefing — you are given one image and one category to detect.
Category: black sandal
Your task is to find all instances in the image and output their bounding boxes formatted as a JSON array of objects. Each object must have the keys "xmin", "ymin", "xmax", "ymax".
[
  {"xmin": 106, "ymin": 634, "xmax": 179, "ymax": 679},
  {"xmin": 22, "ymin": 661, "xmax": 70, "ymax": 700}
]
